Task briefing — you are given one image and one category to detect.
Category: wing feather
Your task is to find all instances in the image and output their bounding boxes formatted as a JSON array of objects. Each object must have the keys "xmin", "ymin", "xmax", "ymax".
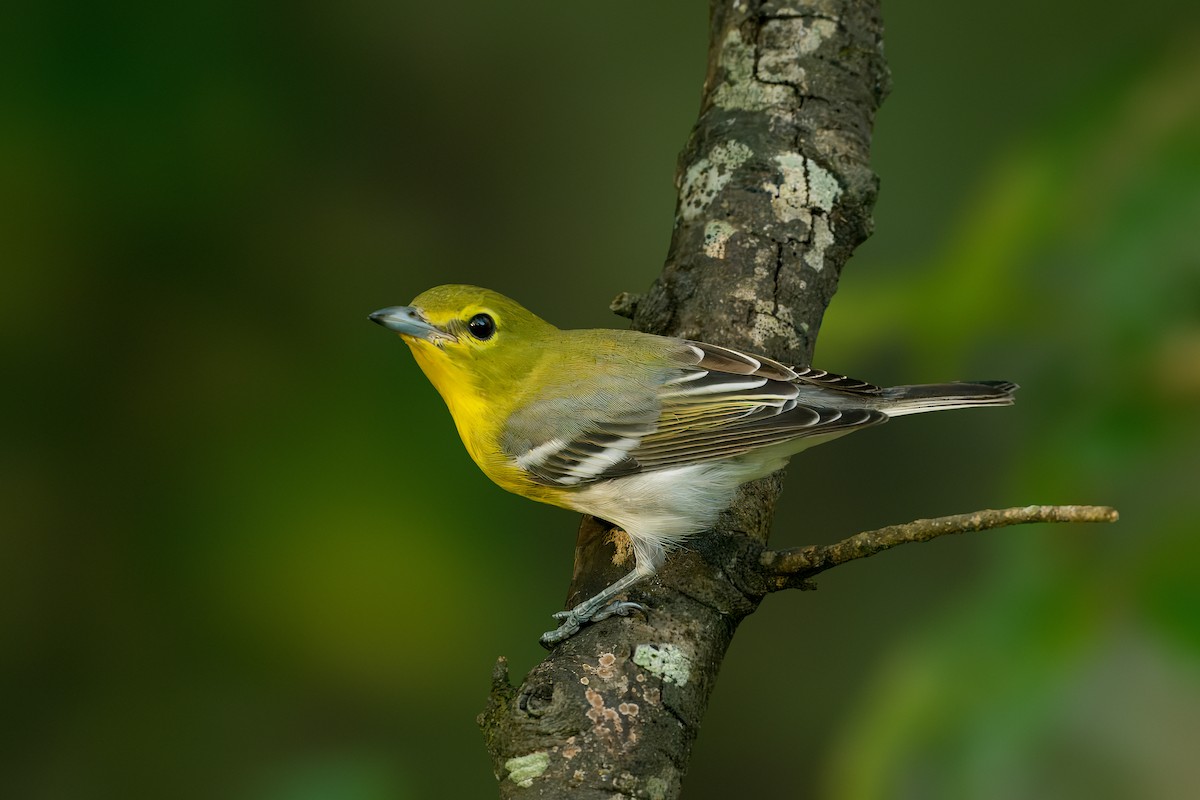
[
  {"xmin": 792, "ymin": 367, "xmax": 883, "ymax": 395},
  {"xmin": 506, "ymin": 338, "xmax": 887, "ymax": 487}
]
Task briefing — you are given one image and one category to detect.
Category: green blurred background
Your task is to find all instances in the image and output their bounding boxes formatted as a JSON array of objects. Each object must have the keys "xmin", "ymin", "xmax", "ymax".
[{"xmin": 4, "ymin": 1, "xmax": 1199, "ymax": 797}]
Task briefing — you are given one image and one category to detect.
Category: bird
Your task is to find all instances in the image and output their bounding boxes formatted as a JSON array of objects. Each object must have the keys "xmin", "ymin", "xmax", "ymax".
[{"xmin": 369, "ymin": 285, "xmax": 1017, "ymax": 646}]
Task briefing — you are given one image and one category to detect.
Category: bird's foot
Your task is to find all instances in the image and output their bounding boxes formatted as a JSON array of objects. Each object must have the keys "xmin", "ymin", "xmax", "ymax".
[{"xmin": 540, "ymin": 600, "xmax": 647, "ymax": 648}]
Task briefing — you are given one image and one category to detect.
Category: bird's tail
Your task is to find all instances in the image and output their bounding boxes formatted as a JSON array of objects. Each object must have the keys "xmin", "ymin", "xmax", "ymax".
[{"xmin": 879, "ymin": 380, "xmax": 1019, "ymax": 417}]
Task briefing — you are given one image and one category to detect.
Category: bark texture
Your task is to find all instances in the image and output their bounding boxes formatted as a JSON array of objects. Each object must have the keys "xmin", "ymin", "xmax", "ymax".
[{"xmin": 479, "ymin": 2, "xmax": 889, "ymax": 797}]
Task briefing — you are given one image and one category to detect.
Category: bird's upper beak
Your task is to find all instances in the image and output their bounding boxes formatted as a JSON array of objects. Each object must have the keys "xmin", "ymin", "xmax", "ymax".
[{"xmin": 368, "ymin": 306, "xmax": 456, "ymax": 344}]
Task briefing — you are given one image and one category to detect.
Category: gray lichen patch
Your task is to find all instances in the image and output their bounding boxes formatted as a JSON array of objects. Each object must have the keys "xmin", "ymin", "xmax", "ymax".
[
  {"xmin": 645, "ymin": 775, "xmax": 670, "ymax": 800},
  {"xmin": 762, "ymin": 152, "xmax": 810, "ymax": 223},
  {"xmin": 805, "ymin": 215, "xmax": 835, "ymax": 272},
  {"xmin": 805, "ymin": 157, "xmax": 841, "ymax": 212},
  {"xmin": 633, "ymin": 643, "xmax": 693, "ymax": 687},
  {"xmin": 505, "ymin": 751, "xmax": 550, "ymax": 788},
  {"xmin": 762, "ymin": 151, "xmax": 842, "ymax": 223},
  {"xmin": 758, "ymin": 16, "xmax": 838, "ymax": 86},
  {"xmin": 760, "ymin": 152, "xmax": 842, "ymax": 272},
  {"xmin": 703, "ymin": 220, "xmax": 737, "ymax": 258},
  {"xmin": 756, "ymin": 15, "xmax": 836, "ymax": 89},
  {"xmin": 712, "ymin": 29, "xmax": 793, "ymax": 112},
  {"xmin": 679, "ymin": 140, "xmax": 753, "ymax": 221}
]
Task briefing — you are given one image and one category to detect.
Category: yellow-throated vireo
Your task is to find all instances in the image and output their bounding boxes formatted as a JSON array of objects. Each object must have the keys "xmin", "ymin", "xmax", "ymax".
[{"xmin": 370, "ymin": 285, "xmax": 1016, "ymax": 645}]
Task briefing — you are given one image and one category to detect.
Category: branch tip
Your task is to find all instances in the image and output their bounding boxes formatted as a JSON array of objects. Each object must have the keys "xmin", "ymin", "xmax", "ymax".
[{"xmin": 760, "ymin": 504, "xmax": 1119, "ymax": 585}]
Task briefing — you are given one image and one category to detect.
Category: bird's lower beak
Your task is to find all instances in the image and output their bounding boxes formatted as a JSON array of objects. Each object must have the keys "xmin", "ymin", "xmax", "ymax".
[{"xmin": 369, "ymin": 306, "xmax": 456, "ymax": 344}]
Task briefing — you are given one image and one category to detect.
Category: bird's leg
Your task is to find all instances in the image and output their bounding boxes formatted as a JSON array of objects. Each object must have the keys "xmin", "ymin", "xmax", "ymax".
[{"xmin": 539, "ymin": 568, "xmax": 649, "ymax": 648}]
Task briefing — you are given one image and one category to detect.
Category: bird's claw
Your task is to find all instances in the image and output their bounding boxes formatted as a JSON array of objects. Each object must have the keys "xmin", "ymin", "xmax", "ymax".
[
  {"xmin": 540, "ymin": 612, "xmax": 583, "ymax": 648},
  {"xmin": 540, "ymin": 600, "xmax": 647, "ymax": 648},
  {"xmin": 590, "ymin": 600, "xmax": 646, "ymax": 622}
]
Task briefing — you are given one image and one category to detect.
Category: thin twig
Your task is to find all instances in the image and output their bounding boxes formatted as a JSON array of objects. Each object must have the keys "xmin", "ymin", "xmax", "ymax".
[{"xmin": 759, "ymin": 505, "xmax": 1119, "ymax": 590}]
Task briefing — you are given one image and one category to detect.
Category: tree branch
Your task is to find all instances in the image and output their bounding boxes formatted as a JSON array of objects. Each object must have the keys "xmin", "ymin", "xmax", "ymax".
[
  {"xmin": 479, "ymin": 2, "xmax": 889, "ymax": 796},
  {"xmin": 479, "ymin": 3, "xmax": 889, "ymax": 795},
  {"xmin": 760, "ymin": 505, "xmax": 1120, "ymax": 590},
  {"xmin": 472, "ymin": 4, "xmax": 1114, "ymax": 799}
]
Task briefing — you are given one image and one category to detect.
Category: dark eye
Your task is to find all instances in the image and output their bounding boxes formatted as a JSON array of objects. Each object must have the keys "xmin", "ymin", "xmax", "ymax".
[{"xmin": 467, "ymin": 313, "xmax": 495, "ymax": 340}]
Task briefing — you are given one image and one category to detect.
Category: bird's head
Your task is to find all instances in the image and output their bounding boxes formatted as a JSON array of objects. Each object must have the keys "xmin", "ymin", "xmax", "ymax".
[{"xmin": 370, "ymin": 284, "xmax": 556, "ymax": 404}]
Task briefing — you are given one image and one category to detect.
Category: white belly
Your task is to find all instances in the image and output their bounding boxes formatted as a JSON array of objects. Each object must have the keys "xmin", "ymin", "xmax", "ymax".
[{"xmin": 564, "ymin": 455, "xmax": 789, "ymax": 573}]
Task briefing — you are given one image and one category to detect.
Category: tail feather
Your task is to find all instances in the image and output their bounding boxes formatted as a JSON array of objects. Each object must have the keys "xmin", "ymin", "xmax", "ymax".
[{"xmin": 880, "ymin": 380, "xmax": 1018, "ymax": 417}]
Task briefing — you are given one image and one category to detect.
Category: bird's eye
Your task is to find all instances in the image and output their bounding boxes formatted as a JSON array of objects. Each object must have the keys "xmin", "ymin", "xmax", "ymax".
[{"xmin": 467, "ymin": 313, "xmax": 496, "ymax": 340}]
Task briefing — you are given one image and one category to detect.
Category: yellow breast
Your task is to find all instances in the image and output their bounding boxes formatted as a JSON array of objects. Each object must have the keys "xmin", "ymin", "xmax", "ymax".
[{"xmin": 406, "ymin": 339, "xmax": 570, "ymax": 509}]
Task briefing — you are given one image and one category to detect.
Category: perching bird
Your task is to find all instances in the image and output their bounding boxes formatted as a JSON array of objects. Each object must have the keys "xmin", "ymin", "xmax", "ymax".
[{"xmin": 370, "ymin": 285, "xmax": 1017, "ymax": 645}]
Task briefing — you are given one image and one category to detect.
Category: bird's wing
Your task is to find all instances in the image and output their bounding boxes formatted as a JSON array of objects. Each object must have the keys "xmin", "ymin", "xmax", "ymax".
[
  {"xmin": 505, "ymin": 340, "xmax": 887, "ymax": 488},
  {"xmin": 631, "ymin": 342, "xmax": 886, "ymax": 473}
]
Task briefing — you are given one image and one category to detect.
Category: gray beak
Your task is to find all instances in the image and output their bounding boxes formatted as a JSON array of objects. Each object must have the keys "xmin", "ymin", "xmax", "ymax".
[{"xmin": 368, "ymin": 306, "xmax": 456, "ymax": 343}]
